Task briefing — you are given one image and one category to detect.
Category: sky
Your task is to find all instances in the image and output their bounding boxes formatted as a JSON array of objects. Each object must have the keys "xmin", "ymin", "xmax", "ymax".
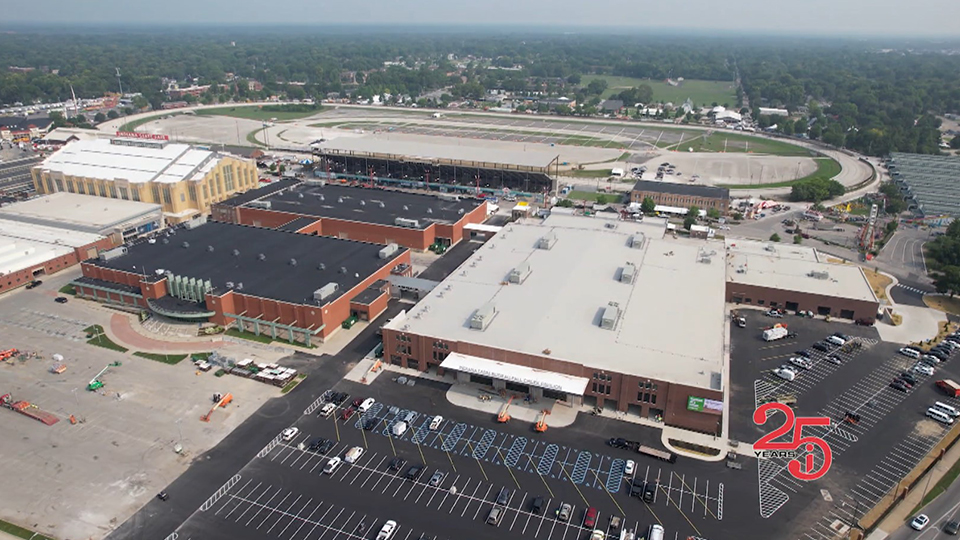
[{"xmin": 6, "ymin": 0, "xmax": 960, "ymax": 37}]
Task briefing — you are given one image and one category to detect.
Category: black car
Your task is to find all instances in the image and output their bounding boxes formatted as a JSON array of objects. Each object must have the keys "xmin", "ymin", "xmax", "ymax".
[
  {"xmin": 405, "ymin": 464, "xmax": 424, "ymax": 480},
  {"xmin": 363, "ymin": 417, "xmax": 379, "ymax": 430},
  {"xmin": 25, "ymin": 280, "xmax": 42, "ymax": 289},
  {"xmin": 893, "ymin": 376, "xmax": 913, "ymax": 388},
  {"xmin": 157, "ymin": 491, "xmax": 169, "ymax": 501},
  {"xmin": 54, "ymin": 296, "xmax": 68, "ymax": 303},
  {"xmin": 889, "ymin": 380, "xmax": 909, "ymax": 392},
  {"xmin": 899, "ymin": 372, "xmax": 918, "ymax": 385},
  {"xmin": 388, "ymin": 457, "xmax": 407, "ymax": 472},
  {"xmin": 811, "ymin": 343, "xmax": 830, "ymax": 353},
  {"xmin": 786, "ymin": 332, "xmax": 798, "ymax": 339},
  {"xmin": 826, "ymin": 354, "xmax": 842, "ymax": 365},
  {"xmin": 833, "ymin": 332, "xmax": 851, "ymax": 341},
  {"xmin": 795, "ymin": 350, "xmax": 811, "ymax": 358},
  {"xmin": 331, "ymin": 392, "xmax": 348, "ymax": 405},
  {"xmin": 629, "ymin": 479, "xmax": 645, "ymax": 498},
  {"xmin": 608, "ymin": 437, "xmax": 629, "ymax": 449},
  {"xmin": 317, "ymin": 440, "xmax": 335, "ymax": 454},
  {"xmin": 307, "ymin": 437, "xmax": 326, "ymax": 452},
  {"xmin": 945, "ymin": 520, "xmax": 960, "ymax": 535},
  {"xmin": 496, "ymin": 487, "xmax": 511, "ymax": 506},
  {"xmin": 530, "ymin": 496, "xmax": 544, "ymax": 514}
]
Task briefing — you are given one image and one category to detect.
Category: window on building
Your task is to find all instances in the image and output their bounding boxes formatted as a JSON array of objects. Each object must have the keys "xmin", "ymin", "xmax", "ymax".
[
  {"xmin": 202, "ymin": 185, "xmax": 209, "ymax": 199},
  {"xmin": 119, "ymin": 187, "xmax": 128, "ymax": 200},
  {"xmin": 224, "ymin": 166, "xmax": 235, "ymax": 191},
  {"xmin": 87, "ymin": 182, "xmax": 95, "ymax": 194},
  {"xmin": 44, "ymin": 178, "xmax": 53, "ymax": 193},
  {"xmin": 76, "ymin": 182, "xmax": 85, "ymax": 194},
  {"xmin": 757, "ymin": 300, "xmax": 765, "ymax": 305},
  {"xmin": 55, "ymin": 179, "xmax": 64, "ymax": 192},
  {"xmin": 188, "ymin": 184, "xmax": 197, "ymax": 201},
  {"xmin": 131, "ymin": 187, "xmax": 140, "ymax": 201},
  {"xmin": 66, "ymin": 180, "xmax": 74, "ymax": 192},
  {"xmin": 651, "ymin": 394, "xmax": 657, "ymax": 404},
  {"xmin": 162, "ymin": 186, "xmax": 172, "ymax": 205},
  {"xmin": 840, "ymin": 309, "xmax": 855, "ymax": 319},
  {"xmin": 151, "ymin": 184, "xmax": 161, "ymax": 202},
  {"xmin": 110, "ymin": 185, "xmax": 118, "ymax": 198},
  {"xmin": 180, "ymin": 192, "xmax": 186, "ymax": 202}
]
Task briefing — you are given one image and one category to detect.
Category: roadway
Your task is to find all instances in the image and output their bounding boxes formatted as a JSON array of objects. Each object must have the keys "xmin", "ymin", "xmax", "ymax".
[{"xmin": 884, "ymin": 473, "xmax": 960, "ymax": 540}]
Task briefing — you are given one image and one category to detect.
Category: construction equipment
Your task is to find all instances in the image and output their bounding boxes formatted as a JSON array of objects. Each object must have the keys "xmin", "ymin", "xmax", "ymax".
[
  {"xmin": 87, "ymin": 361, "xmax": 122, "ymax": 391},
  {"xmin": 0, "ymin": 348, "xmax": 19, "ymax": 360},
  {"xmin": 497, "ymin": 396, "xmax": 514, "ymax": 423},
  {"xmin": 201, "ymin": 392, "xmax": 233, "ymax": 422},
  {"xmin": 534, "ymin": 409, "xmax": 550, "ymax": 432},
  {"xmin": 1, "ymin": 393, "xmax": 59, "ymax": 425},
  {"xmin": 50, "ymin": 364, "xmax": 67, "ymax": 374},
  {"xmin": 759, "ymin": 394, "xmax": 797, "ymax": 408}
]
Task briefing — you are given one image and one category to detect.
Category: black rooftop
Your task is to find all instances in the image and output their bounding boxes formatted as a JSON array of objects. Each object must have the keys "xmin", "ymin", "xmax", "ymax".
[
  {"xmin": 239, "ymin": 182, "xmax": 483, "ymax": 229},
  {"xmin": 218, "ymin": 178, "xmax": 299, "ymax": 207},
  {"xmin": 91, "ymin": 221, "xmax": 405, "ymax": 305},
  {"xmin": 351, "ymin": 287, "xmax": 386, "ymax": 306},
  {"xmin": 631, "ymin": 180, "xmax": 730, "ymax": 199}
]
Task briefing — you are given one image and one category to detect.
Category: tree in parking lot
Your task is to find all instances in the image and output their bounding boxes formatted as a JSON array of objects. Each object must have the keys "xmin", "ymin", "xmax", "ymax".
[
  {"xmin": 706, "ymin": 207, "xmax": 721, "ymax": 220},
  {"xmin": 770, "ymin": 233, "xmax": 782, "ymax": 242},
  {"xmin": 793, "ymin": 234, "xmax": 803, "ymax": 244},
  {"xmin": 641, "ymin": 197, "xmax": 656, "ymax": 214},
  {"xmin": 94, "ymin": 112, "xmax": 106, "ymax": 124},
  {"xmin": 107, "ymin": 109, "xmax": 119, "ymax": 119}
]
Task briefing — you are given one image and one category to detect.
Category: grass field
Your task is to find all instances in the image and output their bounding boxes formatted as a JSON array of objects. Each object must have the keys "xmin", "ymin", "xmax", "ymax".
[
  {"xmin": 197, "ymin": 105, "xmax": 322, "ymax": 122},
  {"xmin": 582, "ymin": 75, "xmax": 737, "ymax": 106},
  {"xmin": 84, "ymin": 325, "xmax": 129, "ymax": 353},
  {"xmin": 133, "ymin": 351, "xmax": 188, "ymax": 365},
  {"xmin": 717, "ymin": 157, "xmax": 841, "ymax": 189},
  {"xmin": 663, "ymin": 131, "xmax": 816, "ymax": 157},
  {"xmin": 0, "ymin": 519, "xmax": 55, "ymax": 540}
]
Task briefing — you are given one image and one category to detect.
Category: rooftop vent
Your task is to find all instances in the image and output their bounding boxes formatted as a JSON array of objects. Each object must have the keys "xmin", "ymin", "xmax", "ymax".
[
  {"xmin": 537, "ymin": 231, "xmax": 557, "ymax": 250},
  {"xmin": 225, "ymin": 281, "xmax": 234, "ymax": 289},
  {"xmin": 289, "ymin": 258, "xmax": 298, "ymax": 266},
  {"xmin": 600, "ymin": 302, "xmax": 621, "ymax": 330},
  {"xmin": 809, "ymin": 270, "xmax": 830, "ymax": 280},
  {"xmin": 458, "ymin": 208, "xmax": 465, "ymax": 215},
  {"xmin": 257, "ymin": 253, "xmax": 266, "ymax": 261},
  {"xmin": 162, "ymin": 238, "xmax": 169, "ymax": 244},
  {"xmin": 508, "ymin": 261, "xmax": 532, "ymax": 284},
  {"xmin": 232, "ymin": 249, "xmax": 240, "ymax": 256},
  {"xmin": 379, "ymin": 243, "xmax": 399, "ymax": 259},
  {"xmin": 403, "ymin": 205, "xmax": 409, "ymax": 211},
  {"xmin": 338, "ymin": 197, "xmax": 344, "ymax": 203},
  {"xmin": 298, "ymin": 193, "xmax": 304, "ymax": 199},
  {"xmin": 318, "ymin": 263, "xmax": 326, "ymax": 270},
  {"xmin": 313, "ymin": 282, "xmax": 340, "ymax": 302},
  {"xmin": 619, "ymin": 262, "xmax": 636, "ymax": 284},
  {"xmin": 470, "ymin": 302, "xmax": 498, "ymax": 330},
  {"xmin": 378, "ymin": 201, "xmax": 385, "ymax": 208},
  {"xmin": 340, "ymin": 266, "xmax": 348, "ymax": 274},
  {"xmin": 319, "ymin": 194, "xmax": 325, "ymax": 201},
  {"xmin": 628, "ymin": 234, "xmax": 645, "ymax": 249},
  {"xmin": 207, "ymin": 245, "xmax": 215, "ymax": 252},
  {"xmin": 426, "ymin": 208, "xmax": 433, "ymax": 214},
  {"xmin": 360, "ymin": 200, "xmax": 366, "ymax": 206},
  {"xmin": 236, "ymin": 282, "xmax": 244, "ymax": 290},
  {"xmin": 182, "ymin": 241, "xmax": 190, "ymax": 248}
]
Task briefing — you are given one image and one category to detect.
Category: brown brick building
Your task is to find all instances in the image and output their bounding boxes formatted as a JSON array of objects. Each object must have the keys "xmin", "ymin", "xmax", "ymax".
[
  {"xmin": 630, "ymin": 180, "xmax": 730, "ymax": 212},
  {"xmin": 0, "ymin": 221, "xmax": 115, "ymax": 294},
  {"xmin": 212, "ymin": 180, "xmax": 488, "ymax": 251},
  {"xmin": 74, "ymin": 221, "xmax": 410, "ymax": 345}
]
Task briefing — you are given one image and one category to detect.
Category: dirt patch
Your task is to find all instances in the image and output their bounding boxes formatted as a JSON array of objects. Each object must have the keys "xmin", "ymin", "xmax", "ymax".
[
  {"xmin": 913, "ymin": 419, "xmax": 946, "ymax": 438},
  {"xmin": 925, "ymin": 295, "xmax": 960, "ymax": 316},
  {"xmin": 865, "ymin": 271, "xmax": 893, "ymax": 301}
]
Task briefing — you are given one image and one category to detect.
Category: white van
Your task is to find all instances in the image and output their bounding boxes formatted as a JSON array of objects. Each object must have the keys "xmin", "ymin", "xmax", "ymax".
[
  {"xmin": 933, "ymin": 402, "xmax": 960, "ymax": 418},
  {"xmin": 358, "ymin": 398, "xmax": 376, "ymax": 413},
  {"xmin": 774, "ymin": 367, "xmax": 797, "ymax": 381},
  {"xmin": 391, "ymin": 421, "xmax": 408, "ymax": 436},
  {"xmin": 319, "ymin": 403, "xmax": 336, "ymax": 417},
  {"xmin": 899, "ymin": 348, "xmax": 921, "ymax": 359},
  {"xmin": 344, "ymin": 446, "xmax": 364, "ymax": 463},
  {"xmin": 647, "ymin": 524, "xmax": 665, "ymax": 540},
  {"xmin": 927, "ymin": 407, "xmax": 954, "ymax": 425},
  {"xmin": 825, "ymin": 335, "xmax": 845, "ymax": 346}
]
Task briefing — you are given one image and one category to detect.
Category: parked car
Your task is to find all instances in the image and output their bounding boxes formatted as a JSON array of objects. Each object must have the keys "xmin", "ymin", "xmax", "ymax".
[
  {"xmin": 893, "ymin": 376, "xmax": 913, "ymax": 388},
  {"xmin": 429, "ymin": 471, "xmax": 446, "ymax": 487},
  {"xmin": 391, "ymin": 421, "xmax": 408, "ymax": 436},
  {"xmin": 890, "ymin": 380, "xmax": 910, "ymax": 392},
  {"xmin": 899, "ymin": 372, "xmax": 918, "ymax": 385},
  {"xmin": 914, "ymin": 363, "xmax": 935, "ymax": 376},
  {"xmin": 922, "ymin": 354, "xmax": 942, "ymax": 365},
  {"xmin": 405, "ymin": 464, "xmax": 424, "ymax": 480},
  {"xmin": 25, "ymin": 280, "xmax": 42, "ymax": 289},
  {"xmin": 496, "ymin": 487, "xmax": 511, "ymax": 506},
  {"xmin": 429, "ymin": 415, "xmax": 443, "ymax": 430},
  {"xmin": 352, "ymin": 398, "xmax": 364, "ymax": 408},
  {"xmin": 317, "ymin": 440, "xmax": 335, "ymax": 454},
  {"xmin": 363, "ymin": 417, "xmax": 379, "ymax": 430},
  {"xmin": 774, "ymin": 367, "xmax": 797, "ymax": 381},
  {"xmin": 624, "ymin": 460, "xmax": 636, "ymax": 476},
  {"xmin": 826, "ymin": 354, "xmax": 842, "ymax": 365},
  {"xmin": 583, "ymin": 507, "xmax": 598, "ymax": 528},
  {"xmin": 341, "ymin": 407, "xmax": 356, "ymax": 421},
  {"xmin": 344, "ymin": 446, "xmax": 363, "ymax": 463},
  {"xmin": 530, "ymin": 496, "xmax": 544, "ymax": 514},
  {"xmin": 54, "ymin": 296, "xmax": 68, "ymax": 303},
  {"xmin": 556, "ymin": 503, "xmax": 572, "ymax": 521},
  {"xmin": 944, "ymin": 520, "xmax": 960, "ymax": 535},
  {"xmin": 157, "ymin": 491, "xmax": 169, "ymax": 501},
  {"xmin": 811, "ymin": 342, "xmax": 831, "ymax": 353},
  {"xmin": 281, "ymin": 427, "xmax": 300, "ymax": 441},
  {"xmin": 899, "ymin": 347, "xmax": 921, "ymax": 359},
  {"xmin": 766, "ymin": 309, "xmax": 784, "ymax": 318},
  {"xmin": 307, "ymin": 437, "xmax": 326, "ymax": 451},
  {"xmin": 324, "ymin": 457, "xmax": 342, "ymax": 474},
  {"xmin": 377, "ymin": 520, "xmax": 397, "ymax": 540},
  {"xmin": 795, "ymin": 350, "xmax": 811, "ymax": 358},
  {"xmin": 789, "ymin": 357, "xmax": 813, "ymax": 370},
  {"xmin": 388, "ymin": 457, "xmax": 407, "ymax": 472}
]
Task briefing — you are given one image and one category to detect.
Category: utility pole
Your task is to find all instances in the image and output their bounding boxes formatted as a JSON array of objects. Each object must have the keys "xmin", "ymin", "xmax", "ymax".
[{"xmin": 116, "ymin": 68, "xmax": 124, "ymax": 96}]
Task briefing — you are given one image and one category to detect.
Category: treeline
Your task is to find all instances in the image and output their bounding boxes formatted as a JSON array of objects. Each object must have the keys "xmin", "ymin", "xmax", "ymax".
[{"xmin": 2, "ymin": 30, "xmax": 959, "ymax": 158}]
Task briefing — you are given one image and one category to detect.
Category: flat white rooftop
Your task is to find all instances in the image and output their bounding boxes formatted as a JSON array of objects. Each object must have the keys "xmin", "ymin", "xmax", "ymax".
[
  {"xmin": 725, "ymin": 238, "xmax": 877, "ymax": 303},
  {"xmin": 440, "ymin": 353, "xmax": 590, "ymax": 395},
  {"xmin": 0, "ymin": 237, "xmax": 73, "ymax": 276},
  {"xmin": 0, "ymin": 219, "xmax": 104, "ymax": 249},
  {"xmin": 36, "ymin": 137, "xmax": 232, "ymax": 184},
  {"xmin": 386, "ymin": 214, "xmax": 727, "ymax": 390},
  {"xmin": 0, "ymin": 192, "xmax": 161, "ymax": 233},
  {"xmin": 316, "ymin": 133, "xmax": 560, "ymax": 170}
]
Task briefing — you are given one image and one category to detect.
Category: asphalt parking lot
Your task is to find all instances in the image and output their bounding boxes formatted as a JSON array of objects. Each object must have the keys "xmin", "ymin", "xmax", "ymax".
[
  {"xmin": 172, "ymin": 373, "xmax": 752, "ymax": 540},
  {"xmin": 729, "ymin": 310, "xmax": 960, "ymax": 539}
]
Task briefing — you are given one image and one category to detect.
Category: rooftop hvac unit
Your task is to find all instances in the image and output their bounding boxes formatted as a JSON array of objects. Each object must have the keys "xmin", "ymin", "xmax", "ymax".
[
  {"xmin": 232, "ymin": 249, "xmax": 240, "ymax": 256},
  {"xmin": 395, "ymin": 217, "xmax": 421, "ymax": 228},
  {"xmin": 600, "ymin": 302, "xmax": 621, "ymax": 330},
  {"xmin": 298, "ymin": 193, "xmax": 304, "ymax": 199},
  {"xmin": 360, "ymin": 200, "xmax": 366, "ymax": 206},
  {"xmin": 628, "ymin": 234, "xmax": 645, "ymax": 249},
  {"xmin": 620, "ymin": 262, "xmax": 636, "ymax": 284},
  {"xmin": 377, "ymin": 201, "xmax": 385, "ymax": 208},
  {"xmin": 207, "ymin": 245, "xmax": 215, "ymax": 252},
  {"xmin": 257, "ymin": 253, "xmax": 266, "ymax": 261},
  {"xmin": 337, "ymin": 197, "xmax": 344, "ymax": 203},
  {"xmin": 809, "ymin": 270, "xmax": 830, "ymax": 280},
  {"xmin": 426, "ymin": 208, "xmax": 433, "ymax": 214},
  {"xmin": 508, "ymin": 261, "xmax": 532, "ymax": 284},
  {"xmin": 248, "ymin": 200, "xmax": 272, "ymax": 209},
  {"xmin": 182, "ymin": 241, "xmax": 190, "ymax": 248},
  {"xmin": 537, "ymin": 231, "xmax": 557, "ymax": 250},
  {"xmin": 289, "ymin": 258, "xmax": 298, "ymax": 266},
  {"xmin": 98, "ymin": 246, "xmax": 129, "ymax": 262},
  {"xmin": 379, "ymin": 243, "xmax": 400, "ymax": 259},
  {"xmin": 470, "ymin": 302, "xmax": 498, "ymax": 330},
  {"xmin": 313, "ymin": 282, "xmax": 340, "ymax": 302}
]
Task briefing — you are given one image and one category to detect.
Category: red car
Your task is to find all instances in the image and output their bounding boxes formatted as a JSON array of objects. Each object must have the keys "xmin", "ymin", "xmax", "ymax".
[
  {"xmin": 583, "ymin": 507, "xmax": 598, "ymax": 528},
  {"xmin": 341, "ymin": 406, "xmax": 356, "ymax": 420},
  {"xmin": 352, "ymin": 398, "xmax": 364, "ymax": 408}
]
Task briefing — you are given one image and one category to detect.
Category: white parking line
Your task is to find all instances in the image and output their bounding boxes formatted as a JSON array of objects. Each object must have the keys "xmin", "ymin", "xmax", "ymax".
[
  {"xmin": 277, "ymin": 497, "xmax": 313, "ymax": 537},
  {"xmin": 245, "ymin": 486, "xmax": 283, "ymax": 526},
  {"xmin": 232, "ymin": 483, "xmax": 271, "ymax": 522},
  {"xmin": 258, "ymin": 491, "xmax": 291, "ymax": 529},
  {"xmin": 285, "ymin": 499, "xmax": 321, "ymax": 540},
  {"xmin": 472, "ymin": 485, "xmax": 493, "ymax": 520},
  {"xmin": 216, "ymin": 478, "xmax": 253, "ymax": 516}
]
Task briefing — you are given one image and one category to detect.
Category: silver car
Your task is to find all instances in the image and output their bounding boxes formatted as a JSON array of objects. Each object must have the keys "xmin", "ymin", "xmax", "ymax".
[{"xmin": 556, "ymin": 503, "xmax": 572, "ymax": 521}]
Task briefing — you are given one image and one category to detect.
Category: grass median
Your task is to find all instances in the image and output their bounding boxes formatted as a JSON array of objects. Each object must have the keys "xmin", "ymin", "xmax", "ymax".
[
  {"xmin": 0, "ymin": 519, "xmax": 56, "ymax": 540},
  {"xmin": 84, "ymin": 325, "xmax": 129, "ymax": 353}
]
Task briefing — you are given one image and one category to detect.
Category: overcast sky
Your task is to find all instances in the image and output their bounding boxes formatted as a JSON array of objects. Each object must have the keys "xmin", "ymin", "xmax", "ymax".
[{"xmin": 5, "ymin": 0, "xmax": 960, "ymax": 37}]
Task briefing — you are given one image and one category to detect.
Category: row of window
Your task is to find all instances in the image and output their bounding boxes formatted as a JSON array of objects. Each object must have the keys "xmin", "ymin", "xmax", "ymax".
[{"xmin": 638, "ymin": 193, "xmax": 722, "ymax": 208}]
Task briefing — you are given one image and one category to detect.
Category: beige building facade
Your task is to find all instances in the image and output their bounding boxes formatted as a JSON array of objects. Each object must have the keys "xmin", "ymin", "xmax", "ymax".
[{"xmin": 31, "ymin": 135, "xmax": 258, "ymax": 223}]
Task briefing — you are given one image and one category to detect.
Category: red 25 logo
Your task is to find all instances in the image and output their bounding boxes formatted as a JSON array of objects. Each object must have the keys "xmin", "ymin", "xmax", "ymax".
[{"xmin": 753, "ymin": 402, "xmax": 833, "ymax": 481}]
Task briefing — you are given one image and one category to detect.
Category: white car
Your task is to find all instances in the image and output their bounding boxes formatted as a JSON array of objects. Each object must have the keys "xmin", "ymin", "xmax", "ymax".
[
  {"xmin": 624, "ymin": 460, "xmax": 636, "ymax": 476},
  {"xmin": 429, "ymin": 415, "xmax": 443, "ymax": 430},
  {"xmin": 377, "ymin": 520, "xmax": 397, "ymax": 540},
  {"xmin": 921, "ymin": 354, "xmax": 941, "ymax": 364},
  {"xmin": 281, "ymin": 427, "xmax": 299, "ymax": 441},
  {"xmin": 358, "ymin": 397, "xmax": 376, "ymax": 413},
  {"xmin": 774, "ymin": 367, "xmax": 797, "ymax": 381},
  {"xmin": 344, "ymin": 446, "xmax": 364, "ymax": 463},
  {"xmin": 899, "ymin": 347, "xmax": 921, "ymax": 359},
  {"xmin": 789, "ymin": 357, "xmax": 813, "ymax": 370},
  {"xmin": 391, "ymin": 421, "xmax": 408, "ymax": 436},
  {"xmin": 913, "ymin": 363, "xmax": 935, "ymax": 376},
  {"xmin": 323, "ymin": 457, "xmax": 342, "ymax": 474},
  {"xmin": 910, "ymin": 514, "xmax": 930, "ymax": 531}
]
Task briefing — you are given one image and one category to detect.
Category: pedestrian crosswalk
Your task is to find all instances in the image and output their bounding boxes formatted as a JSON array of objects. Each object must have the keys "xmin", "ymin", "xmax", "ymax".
[{"xmin": 894, "ymin": 284, "xmax": 929, "ymax": 295}]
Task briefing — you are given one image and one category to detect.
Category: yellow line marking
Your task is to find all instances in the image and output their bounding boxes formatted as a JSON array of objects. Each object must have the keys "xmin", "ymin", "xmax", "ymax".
[
  {"xmin": 463, "ymin": 440, "xmax": 488, "ymax": 482},
  {"xmin": 658, "ymin": 480, "xmax": 702, "ymax": 536},
  {"xmin": 587, "ymin": 468, "xmax": 626, "ymax": 518},
  {"xmin": 494, "ymin": 448, "xmax": 522, "ymax": 489},
  {"xmin": 524, "ymin": 454, "xmax": 555, "ymax": 499},
  {"xmin": 556, "ymin": 462, "xmax": 590, "ymax": 506}
]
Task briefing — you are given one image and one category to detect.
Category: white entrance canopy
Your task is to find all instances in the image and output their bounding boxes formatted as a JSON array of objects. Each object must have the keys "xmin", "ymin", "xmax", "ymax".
[
  {"xmin": 463, "ymin": 223, "xmax": 503, "ymax": 234},
  {"xmin": 440, "ymin": 352, "xmax": 589, "ymax": 396}
]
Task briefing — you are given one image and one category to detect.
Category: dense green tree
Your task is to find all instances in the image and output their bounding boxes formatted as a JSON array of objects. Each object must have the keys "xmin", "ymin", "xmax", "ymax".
[
  {"xmin": 93, "ymin": 112, "xmax": 106, "ymax": 123},
  {"xmin": 951, "ymin": 137, "xmax": 960, "ymax": 150},
  {"xmin": 641, "ymin": 196, "xmax": 656, "ymax": 214},
  {"xmin": 934, "ymin": 266, "xmax": 960, "ymax": 297},
  {"xmin": 706, "ymin": 207, "xmax": 721, "ymax": 220},
  {"xmin": 770, "ymin": 233, "xmax": 782, "ymax": 242},
  {"xmin": 789, "ymin": 177, "xmax": 845, "ymax": 202}
]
